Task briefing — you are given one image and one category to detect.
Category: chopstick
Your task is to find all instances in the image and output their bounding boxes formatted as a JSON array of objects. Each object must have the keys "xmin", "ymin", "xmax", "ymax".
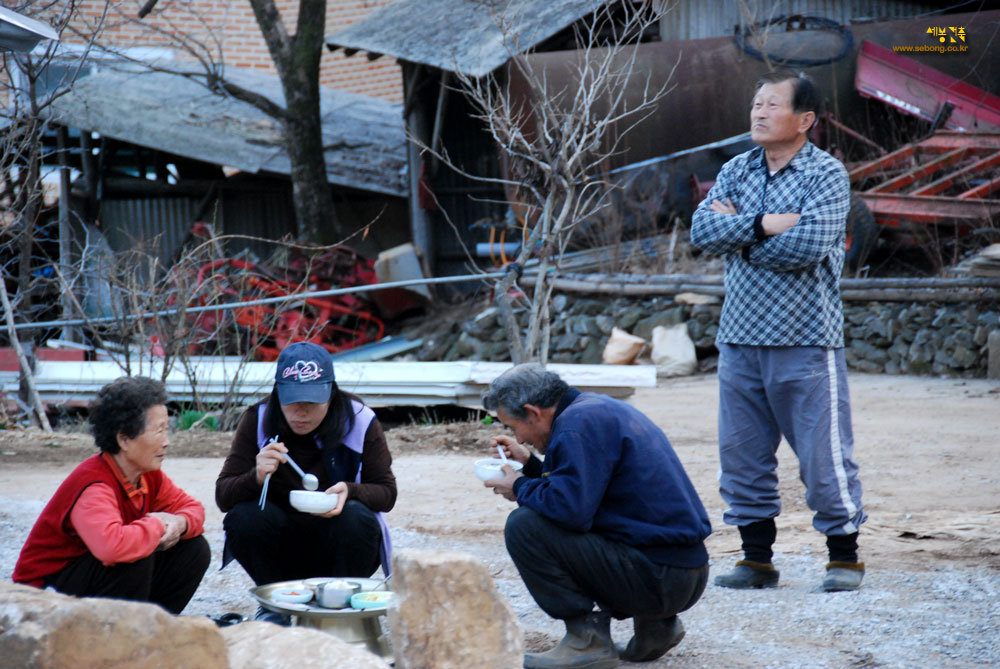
[
  {"xmin": 258, "ymin": 436, "xmax": 278, "ymax": 511},
  {"xmin": 258, "ymin": 473, "xmax": 271, "ymax": 510}
]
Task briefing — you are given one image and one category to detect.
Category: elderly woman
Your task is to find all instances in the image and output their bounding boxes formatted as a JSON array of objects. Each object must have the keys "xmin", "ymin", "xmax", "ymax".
[
  {"xmin": 216, "ymin": 341, "xmax": 396, "ymax": 623},
  {"xmin": 13, "ymin": 376, "xmax": 209, "ymax": 614}
]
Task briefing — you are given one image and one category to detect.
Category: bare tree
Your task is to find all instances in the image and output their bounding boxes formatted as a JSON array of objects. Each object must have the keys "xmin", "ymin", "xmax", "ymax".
[
  {"xmin": 128, "ymin": 0, "xmax": 342, "ymax": 242},
  {"xmin": 1, "ymin": 1, "xmax": 109, "ymax": 430},
  {"xmin": 430, "ymin": 1, "xmax": 675, "ymax": 363}
]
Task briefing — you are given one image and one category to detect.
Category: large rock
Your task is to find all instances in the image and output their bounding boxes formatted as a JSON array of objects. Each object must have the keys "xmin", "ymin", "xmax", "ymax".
[
  {"xmin": 633, "ymin": 308, "xmax": 685, "ymax": 341},
  {"xmin": 0, "ymin": 583, "xmax": 226, "ymax": 669},
  {"xmin": 389, "ymin": 549, "xmax": 523, "ymax": 669},
  {"xmin": 221, "ymin": 621, "xmax": 390, "ymax": 668}
]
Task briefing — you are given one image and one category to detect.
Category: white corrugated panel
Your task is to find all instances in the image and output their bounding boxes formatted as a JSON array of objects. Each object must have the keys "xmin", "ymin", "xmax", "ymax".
[{"xmin": 3, "ymin": 360, "xmax": 657, "ymax": 408}]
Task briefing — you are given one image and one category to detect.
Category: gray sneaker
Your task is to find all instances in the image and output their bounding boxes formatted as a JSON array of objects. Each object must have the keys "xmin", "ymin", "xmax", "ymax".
[
  {"xmin": 715, "ymin": 560, "xmax": 780, "ymax": 589},
  {"xmin": 821, "ymin": 562, "xmax": 865, "ymax": 591}
]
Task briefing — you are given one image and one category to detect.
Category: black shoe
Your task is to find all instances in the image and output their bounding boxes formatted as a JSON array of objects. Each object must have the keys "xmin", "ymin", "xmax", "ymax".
[
  {"xmin": 255, "ymin": 606, "xmax": 291, "ymax": 626},
  {"xmin": 617, "ymin": 616, "xmax": 685, "ymax": 662},
  {"xmin": 524, "ymin": 611, "xmax": 619, "ymax": 669},
  {"xmin": 210, "ymin": 612, "xmax": 247, "ymax": 627},
  {"xmin": 821, "ymin": 561, "xmax": 865, "ymax": 591},
  {"xmin": 714, "ymin": 560, "xmax": 780, "ymax": 589}
]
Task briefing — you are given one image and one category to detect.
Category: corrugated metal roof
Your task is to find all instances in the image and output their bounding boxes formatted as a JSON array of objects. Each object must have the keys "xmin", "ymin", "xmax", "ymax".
[
  {"xmin": 44, "ymin": 68, "xmax": 408, "ymax": 197},
  {"xmin": 326, "ymin": 0, "xmax": 612, "ymax": 77}
]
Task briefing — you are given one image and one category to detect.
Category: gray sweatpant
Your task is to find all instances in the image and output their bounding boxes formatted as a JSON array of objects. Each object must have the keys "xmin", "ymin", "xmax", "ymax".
[{"xmin": 717, "ymin": 343, "xmax": 866, "ymax": 536}]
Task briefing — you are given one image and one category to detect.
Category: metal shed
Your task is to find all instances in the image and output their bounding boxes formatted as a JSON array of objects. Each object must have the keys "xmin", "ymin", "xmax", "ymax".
[
  {"xmin": 327, "ymin": 0, "xmax": 620, "ymax": 279},
  {"xmin": 40, "ymin": 67, "xmax": 411, "ymax": 266}
]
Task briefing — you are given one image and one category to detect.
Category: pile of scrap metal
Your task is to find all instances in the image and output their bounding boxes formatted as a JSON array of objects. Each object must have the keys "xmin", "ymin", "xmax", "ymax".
[
  {"xmin": 188, "ymin": 248, "xmax": 385, "ymax": 361},
  {"xmin": 846, "ymin": 41, "xmax": 1000, "ymax": 269}
]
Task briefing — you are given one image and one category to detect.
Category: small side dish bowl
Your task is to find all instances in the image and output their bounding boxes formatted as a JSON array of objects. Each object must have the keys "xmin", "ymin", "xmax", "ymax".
[
  {"xmin": 270, "ymin": 587, "xmax": 314, "ymax": 604},
  {"xmin": 350, "ymin": 590, "xmax": 394, "ymax": 610},
  {"xmin": 289, "ymin": 490, "xmax": 339, "ymax": 514},
  {"xmin": 474, "ymin": 458, "xmax": 524, "ymax": 481}
]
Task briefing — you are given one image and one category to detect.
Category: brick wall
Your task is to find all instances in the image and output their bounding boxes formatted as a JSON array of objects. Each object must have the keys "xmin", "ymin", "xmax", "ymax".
[{"xmin": 64, "ymin": 0, "xmax": 402, "ymax": 102}]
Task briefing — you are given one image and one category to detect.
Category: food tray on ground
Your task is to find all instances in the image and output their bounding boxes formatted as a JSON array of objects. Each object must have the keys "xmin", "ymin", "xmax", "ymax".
[{"xmin": 251, "ymin": 578, "xmax": 391, "ymax": 619}]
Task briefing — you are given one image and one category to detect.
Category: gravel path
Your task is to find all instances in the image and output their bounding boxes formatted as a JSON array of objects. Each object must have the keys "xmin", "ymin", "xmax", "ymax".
[{"xmin": 3, "ymin": 374, "xmax": 998, "ymax": 667}]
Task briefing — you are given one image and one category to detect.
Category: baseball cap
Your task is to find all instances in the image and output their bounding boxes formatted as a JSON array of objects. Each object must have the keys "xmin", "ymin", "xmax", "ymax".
[{"xmin": 274, "ymin": 342, "xmax": 335, "ymax": 405}]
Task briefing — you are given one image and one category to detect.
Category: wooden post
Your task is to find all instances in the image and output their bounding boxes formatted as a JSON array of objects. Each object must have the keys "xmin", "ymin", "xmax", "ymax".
[
  {"xmin": 0, "ymin": 279, "xmax": 52, "ymax": 431},
  {"xmin": 57, "ymin": 127, "xmax": 78, "ymax": 342}
]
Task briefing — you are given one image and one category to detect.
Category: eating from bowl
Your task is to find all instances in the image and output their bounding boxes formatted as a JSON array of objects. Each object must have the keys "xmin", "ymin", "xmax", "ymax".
[
  {"xmin": 474, "ymin": 458, "xmax": 524, "ymax": 481},
  {"xmin": 289, "ymin": 490, "xmax": 339, "ymax": 514}
]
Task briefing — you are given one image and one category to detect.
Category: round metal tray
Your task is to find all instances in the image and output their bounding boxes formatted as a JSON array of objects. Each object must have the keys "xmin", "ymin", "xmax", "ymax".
[{"xmin": 251, "ymin": 578, "xmax": 392, "ymax": 657}]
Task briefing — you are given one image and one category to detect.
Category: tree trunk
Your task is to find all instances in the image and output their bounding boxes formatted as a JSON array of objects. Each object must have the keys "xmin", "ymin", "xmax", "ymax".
[
  {"xmin": 248, "ymin": 0, "xmax": 342, "ymax": 242},
  {"xmin": 284, "ymin": 103, "xmax": 340, "ymax": 242}
]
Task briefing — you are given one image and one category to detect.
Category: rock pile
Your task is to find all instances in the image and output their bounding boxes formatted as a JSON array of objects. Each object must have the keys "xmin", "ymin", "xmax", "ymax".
[
  {"xmin": 412, "ymin": 294, "xmax": 999, "ymax": 378},
  {"xmin": 2, "ymin": 550, "xmax": 522, "ymax": 669}
]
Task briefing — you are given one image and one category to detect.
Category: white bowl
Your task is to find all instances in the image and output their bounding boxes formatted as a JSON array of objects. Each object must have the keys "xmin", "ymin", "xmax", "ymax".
[
  {"xmin": 271, "ymin": 587, "xmax": 314, "ymax": 604},
  {"xmin": 315, "ymin": 580, "xmax": 361, "ymax": 609},
  {"xmin": 350, "ymin": 590, "xmax": 394, "ymax": 610},
  {"xmin": 474, "ymin": 458, "xmax": 524, "ymax": 481},
  {"xmin": 289, "ymin": 490, "xmax": 339, "ymax": 513}
]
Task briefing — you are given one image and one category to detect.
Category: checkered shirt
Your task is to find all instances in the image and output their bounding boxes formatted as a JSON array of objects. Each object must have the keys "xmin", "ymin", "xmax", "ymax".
[{"xmin": 690, "ymin": 142, "xmax": 850, "ymax": 347}]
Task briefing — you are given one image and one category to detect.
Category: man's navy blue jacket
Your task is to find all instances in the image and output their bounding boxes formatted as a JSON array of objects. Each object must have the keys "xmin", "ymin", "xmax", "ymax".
[{"xmin": 512, "ymin": 389, "xmax": 711, "ymax": 568}]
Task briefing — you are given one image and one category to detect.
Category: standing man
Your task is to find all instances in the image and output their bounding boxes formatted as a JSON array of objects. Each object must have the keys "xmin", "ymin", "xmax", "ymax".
[
  {"xmin": 690, "ymin": 70, "xmax": 865, "ymax": 592},
  {"xmin": 482, "ymin": 363, "xmax": 710, "ymax": 669}
]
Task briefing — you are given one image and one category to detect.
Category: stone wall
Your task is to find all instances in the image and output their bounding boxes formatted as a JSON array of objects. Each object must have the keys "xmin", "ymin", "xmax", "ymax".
[{"xmin": 415, "ymin": 294, "xmax": 1000, "ymax": 378}]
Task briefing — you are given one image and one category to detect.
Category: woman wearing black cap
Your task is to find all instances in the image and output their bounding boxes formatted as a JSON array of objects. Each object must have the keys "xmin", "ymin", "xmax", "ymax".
[{"xmin": 215, "ymin": 342, "xmax": 397, "ymax": 623}]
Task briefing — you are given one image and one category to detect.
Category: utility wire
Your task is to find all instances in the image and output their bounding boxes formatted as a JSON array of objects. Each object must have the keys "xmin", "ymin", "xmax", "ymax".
[{"xmin": 8, "ymin": 271, "xmax": 507, "ymax": 331}]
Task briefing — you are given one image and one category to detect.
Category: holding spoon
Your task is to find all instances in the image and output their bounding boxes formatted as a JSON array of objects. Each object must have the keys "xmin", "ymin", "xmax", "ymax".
[{"xmin": 283, "ymin": 452, "xmax": 319, "ymax": 491}]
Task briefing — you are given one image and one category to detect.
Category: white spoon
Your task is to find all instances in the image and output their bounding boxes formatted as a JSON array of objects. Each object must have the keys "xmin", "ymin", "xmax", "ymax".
[{"xmin": 284, "ymin": 453, "xmax": 319, "ymax": 491}]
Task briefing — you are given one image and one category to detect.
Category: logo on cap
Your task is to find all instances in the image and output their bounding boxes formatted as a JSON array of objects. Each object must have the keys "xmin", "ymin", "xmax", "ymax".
[{"xmin": 282, "ymin": 360, "xmax": 324, "ymax": 383}]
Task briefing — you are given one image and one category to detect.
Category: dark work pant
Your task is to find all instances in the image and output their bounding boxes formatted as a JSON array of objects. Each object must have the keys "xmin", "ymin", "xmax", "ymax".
[
  {"xmin": 505, "ymin": 507, "xmax": 709, "ymax": 621},
  {"xmin": 47, "ymin": 535, "xmax": 211, "ymax": 614},
  {"xmin": 223, "ymin": 499, "xmax": 382, "ymax": 585}
]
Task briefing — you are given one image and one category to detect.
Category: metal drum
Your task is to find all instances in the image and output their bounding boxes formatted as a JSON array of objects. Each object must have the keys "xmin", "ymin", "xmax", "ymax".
[{"xmin": 251, "ymin": 578, "xmax": 392, "ymax": 658}]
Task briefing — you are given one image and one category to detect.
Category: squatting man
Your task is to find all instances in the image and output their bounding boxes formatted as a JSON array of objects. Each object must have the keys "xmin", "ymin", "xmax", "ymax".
[{"xmin": 480, "ymin": 363, "xmax": 711, "ymax": 669}]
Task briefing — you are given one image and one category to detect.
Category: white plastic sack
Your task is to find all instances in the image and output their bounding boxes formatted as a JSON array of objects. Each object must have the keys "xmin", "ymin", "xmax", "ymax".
[
  {"xmin": 651, "ymin": 323, "xmax": 697, "ymax": 377},
  {"xmin": 602, "ymin": 327, "xmax": 646, "ymax": 365}
]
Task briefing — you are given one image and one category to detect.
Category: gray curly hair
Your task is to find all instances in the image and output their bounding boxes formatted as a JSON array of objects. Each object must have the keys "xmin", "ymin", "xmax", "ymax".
[{"xmin": 481, "ymin": 363, "xmax": 568, "ymax": 419}]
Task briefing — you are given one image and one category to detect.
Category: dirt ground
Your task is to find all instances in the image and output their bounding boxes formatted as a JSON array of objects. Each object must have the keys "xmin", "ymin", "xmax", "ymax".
[{"xmin": 2, "ymin": 373, "xmax": 998, "ymax": 667}]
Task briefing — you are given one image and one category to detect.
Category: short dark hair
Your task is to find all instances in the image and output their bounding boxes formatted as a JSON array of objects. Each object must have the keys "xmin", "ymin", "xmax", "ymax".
[
  {"xmin": 89, "ymin": 376, "xmax": 168, "ymax": 453},
  {"xmin": 482, "ymin": 363, "xmax": 568, "ymax": 420},
  {"xmin": 756, "ymin": 70, "xmax": 820, "ymax": 115}
]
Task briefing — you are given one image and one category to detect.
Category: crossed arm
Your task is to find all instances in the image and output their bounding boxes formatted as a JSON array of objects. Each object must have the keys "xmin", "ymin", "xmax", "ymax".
[{"xmin": 690, "ymin": 162, "xmax": 849, "ymax": 271}]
